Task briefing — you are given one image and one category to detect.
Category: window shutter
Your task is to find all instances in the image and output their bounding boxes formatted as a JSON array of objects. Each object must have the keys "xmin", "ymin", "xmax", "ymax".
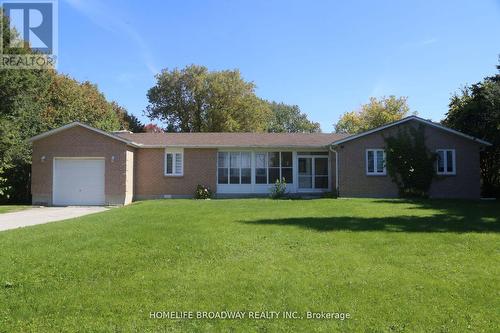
[{"xmin": 175, "ymin": 153, "xmax": 182, "ymax": 174}]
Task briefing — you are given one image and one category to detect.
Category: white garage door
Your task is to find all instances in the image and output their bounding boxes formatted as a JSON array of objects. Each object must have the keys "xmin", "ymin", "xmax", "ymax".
[{"xmin": 53, "ymin": 158, "xmax": 105, "ymax": 206}]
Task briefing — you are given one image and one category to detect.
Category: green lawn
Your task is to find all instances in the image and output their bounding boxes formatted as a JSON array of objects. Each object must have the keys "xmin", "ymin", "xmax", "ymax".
[
  {"xmin": 0, "ymin": 199, "xmax": 498, "ymax": 332},
  {"xmin": 0, "ymin": 205, "xmax": 30, "ymax": 214}
]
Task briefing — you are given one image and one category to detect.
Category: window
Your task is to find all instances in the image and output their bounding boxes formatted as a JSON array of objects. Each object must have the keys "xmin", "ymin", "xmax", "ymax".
[
  {"xmin": 436, "ymin": 149, "xmax": 456, "ymax": 175},
  {"xmin": 241, "ymin": 153, "xmax": 252, "ymax": 184},
  {"xmin": 268, "ymin": 152, "xmax": 280, "ymax": 184},
  {"xmin": 165, "ymin": 149, "xmax": 183, "ymax": 176},
  {"xmin": 218, "ymin": 152, "xmax": 252, "ymax": 184},
  {"xmin": 255, "ymin": 152, "xmax": 294, "ymax": 184},
  {"xmin": 255, "ymin": 152, "xmax": 267, "ymax": 184},
  {"xmin": 298, "ymin": 156, "xmax": 329, "ymax": 189},
  {"xmin": 218, "ymin": 152, "xmax": 229, "ymax": 183},
  {"xmin": 366, "ymin": 149, "xmax": 386, "ymax": 175}
]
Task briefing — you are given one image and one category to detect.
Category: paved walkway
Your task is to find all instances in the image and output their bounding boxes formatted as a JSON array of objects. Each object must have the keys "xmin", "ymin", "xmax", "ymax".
[{"xmin": 0, "ymin": 207, "xmax": 108, "ymax": 232}]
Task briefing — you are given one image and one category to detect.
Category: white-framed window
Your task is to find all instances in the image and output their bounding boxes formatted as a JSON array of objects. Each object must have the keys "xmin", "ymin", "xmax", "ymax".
[
  {"xmin": 255, "ymin": 152, "xmax": 293, "ymax": 184},
  {"xmin": 217, "ymin": 152, "xmax": 251, "ymax": 185},
  {"xmin": 164, "ymin": 148, "xmax": 183, "ymax": 176},
  {"xmin": 366, "ymin": 149, "xmax": 386, "ymax": 175},
  {"xmin": 436, "ymin": 149, "xmax": 456, "ymax": 175}
]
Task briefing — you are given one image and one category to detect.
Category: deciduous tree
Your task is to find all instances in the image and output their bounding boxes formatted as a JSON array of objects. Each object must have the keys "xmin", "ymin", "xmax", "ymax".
[
  {"xmin": 267, "ymin": 102, "xmax": 321, "ymax": 133},
  {"xmin": 443, "ymin": 64, "xmax": 500, "ymax": 197},
  {"xmin": 146, "ymin": 65, "xmax": 272, "ymax": 132},
  {"xmin": 112, "ymin": 102, "xmax": 145, "ymax": 133},
  {"xmin": 334, "ymin": 96, "xmax": 413, "ymax": 134}
]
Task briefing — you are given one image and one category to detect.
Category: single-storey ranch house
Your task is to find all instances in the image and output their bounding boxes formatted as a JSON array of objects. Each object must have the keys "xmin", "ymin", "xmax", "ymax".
[{"xmin": 30, "ymin": 116, "xmax": 491, "ymax": 206}]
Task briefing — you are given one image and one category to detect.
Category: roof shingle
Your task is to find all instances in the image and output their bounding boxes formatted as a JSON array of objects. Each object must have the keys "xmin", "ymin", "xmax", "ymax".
[{"xmin": 115, "ymin": 132, "xmax": 349, "ymax": 148}]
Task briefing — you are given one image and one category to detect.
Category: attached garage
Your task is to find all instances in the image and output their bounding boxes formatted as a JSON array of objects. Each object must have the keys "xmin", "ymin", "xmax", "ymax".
[
  {"xmin": 53, "ymin": 158, "xmax": 105, "ymax": 206},
  {"xmin": 30, "ymin": 122, "xmax": 137, "ymax": 206}
]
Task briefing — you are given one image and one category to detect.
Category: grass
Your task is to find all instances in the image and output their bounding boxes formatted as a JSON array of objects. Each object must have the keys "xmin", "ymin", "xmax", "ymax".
[
  {"xmin": 0, "ymin": 205, "xmax": 30, "ymax": 214},
  {"xmin": 0, "ymin": 198, "xmax": 498, "ymax": 332}
]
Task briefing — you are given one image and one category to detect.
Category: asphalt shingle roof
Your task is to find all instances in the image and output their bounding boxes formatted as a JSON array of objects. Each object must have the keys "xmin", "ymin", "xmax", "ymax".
[{"xmin": 115, "ymin": 132, "xmax": 349, "ymax": 148}]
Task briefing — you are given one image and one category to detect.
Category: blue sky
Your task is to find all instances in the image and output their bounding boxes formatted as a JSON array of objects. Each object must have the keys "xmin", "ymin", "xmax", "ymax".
[{"xmin": 58, "ymin": 0, "xmax": 500, "ymax": 132}]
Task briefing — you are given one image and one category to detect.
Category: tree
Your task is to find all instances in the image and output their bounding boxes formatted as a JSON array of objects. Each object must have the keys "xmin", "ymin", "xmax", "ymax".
[
  {"xmin": 146, "ymin": 65, "xmax": 272, "ymax": 132},
  {"xmin": 111, "ymin": 102, "xmax": 145, "ymax": 133},
  {"xmin": 0, "ymin": 11, "xmax": 124, "ymax": 202},
  {"xmin": 443, "ymin": 64, "xmax": 500, "ymax": 197},
  {"xmin": 334, "ymin": 96, "xmax": 413, "ymax": 134},
  {"xmin": 384, "ymin": 125, "xmax": 436, "ymax": 197},
  {"xmin": 41, "ymin": 75, "xmax": 120, "ymax": 131},
  {"xmin": 267, "ymin": 102, "xmax": 321, "ymax": 133},
  {"xmin": 144, "ymin": 123, "xmax": 164, "ymax": 133},
  {"xmin": 0, "ymin": 11, "xmax": 54, "ymax": 202}
]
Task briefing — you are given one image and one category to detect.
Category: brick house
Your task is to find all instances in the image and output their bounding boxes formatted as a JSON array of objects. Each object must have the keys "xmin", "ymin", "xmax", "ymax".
[{"xmin": 30, "ymin": 116, "xmax": 491, "ymax": 205}]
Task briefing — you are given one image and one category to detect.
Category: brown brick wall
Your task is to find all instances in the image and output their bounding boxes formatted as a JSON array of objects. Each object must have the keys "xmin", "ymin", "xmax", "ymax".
[
  {"xmin": 336, "ymin": 120, "xmax": 482, "ymax": 199},
  {"xmin": 329, "ymin": 150, "xmax": 337, "ymax": 193},
  {"xmin": 134, "ymin": 148, "xmax": 217, "ymax": 199},
  {"xmin": 31, "ymin": 126, "xmax": 133, "ymax": 205}
]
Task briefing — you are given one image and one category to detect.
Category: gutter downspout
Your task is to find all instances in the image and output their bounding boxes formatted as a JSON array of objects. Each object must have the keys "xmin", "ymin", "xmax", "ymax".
[{"xmin": 329, "ymin": 145, "xmax": 339, "ymax": 196}]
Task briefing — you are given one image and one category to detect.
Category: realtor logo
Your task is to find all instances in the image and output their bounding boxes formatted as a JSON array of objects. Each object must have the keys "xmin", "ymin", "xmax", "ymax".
[{"xmin": 1, "ymin": 0, "xmax": 58, "ymax": 68}]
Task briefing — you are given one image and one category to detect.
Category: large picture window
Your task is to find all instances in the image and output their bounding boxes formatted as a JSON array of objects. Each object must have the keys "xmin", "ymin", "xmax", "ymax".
[
  {"xmin": 218, "ymin": 152, "xmax": 251, "ymax": 184},
  {"xmin": 255, "ymin": 152, "xmax": 293, "ymax": 184}
]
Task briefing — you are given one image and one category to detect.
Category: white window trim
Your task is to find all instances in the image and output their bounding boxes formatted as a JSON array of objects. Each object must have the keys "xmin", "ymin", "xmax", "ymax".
[
  {"xmin": 255, "ymin": 151, "xmax": 293, "ymax": 185},
  {"xmin": 436, "ymin": 149, "xmax": 456, "ymax": 175},
  {"xmin": 217, "ymin": 151, "xmax": 252, "ymax": 185},
  {"xmin": 366, "ymin": 149, "xmax": 386, "ymax": 176},
  {"xmin": 164, "ymin": 148, "xmax": 184, "ymax": 176}
]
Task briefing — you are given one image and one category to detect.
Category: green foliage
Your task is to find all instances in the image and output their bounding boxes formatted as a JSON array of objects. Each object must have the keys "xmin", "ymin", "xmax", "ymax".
[
  {"xmin": 194, "ymin": 184, "xmax": 212, "ymax": 199},
  {"xmin": 267, "ymin": 101, "xmax": 321, "ymax": 133},
  {"xmin": 334, "ymin": 96, "xmax": 414, "ymax": 134},
  {"xmin": 0, "ymin": 12, "xmax": 125, "ymax": 202},
  {"xmin": 270, "ymin": 177, "xmax": 287, "ymax": 199},
  {"xmin": 443, "ymin": 67, "xmax": 500, "ymax": 197},
  {"xmin": 146, "ymin": 65, "xmax": 272, "ymax": 132},
  {"xmin": 41, "ymin": 74, "xmax": 120, "ymax": 131},
  {"xmin": 111, "ymin": 102, "xmax": 145, "ymax": 132},
  {"xmin": 384, "ymin": 125, "xmax": 436, "ymax": 198}
]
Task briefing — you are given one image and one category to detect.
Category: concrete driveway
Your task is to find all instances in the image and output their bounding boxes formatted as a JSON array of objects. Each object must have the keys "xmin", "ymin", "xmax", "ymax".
[{"xmin": 0, "ymin": 206, "xmax": 108, "ymax": 232}]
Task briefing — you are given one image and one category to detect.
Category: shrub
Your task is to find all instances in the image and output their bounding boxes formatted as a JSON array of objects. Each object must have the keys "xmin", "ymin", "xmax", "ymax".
[
  {"xmin": 384, "ymin": 125, "xmax": 436, "ymax": 198},
  {"xmin": 194, "ymin": 184, "xmax": 212, "ymax": 199},
  {"xmin": 270, "ymin": 178, "xmax": 287, "ymax": 199}
]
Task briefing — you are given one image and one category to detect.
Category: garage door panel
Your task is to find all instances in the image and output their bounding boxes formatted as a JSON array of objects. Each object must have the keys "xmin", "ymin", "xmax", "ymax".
[{"xmin": 53, "ymin": 159, "xmax": 105, "ymax": 206}]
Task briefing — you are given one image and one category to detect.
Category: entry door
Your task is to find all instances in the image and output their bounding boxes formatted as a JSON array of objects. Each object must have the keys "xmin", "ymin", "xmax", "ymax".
[
  {"xmin": 53, "ymin": 158, "xmax": 105, "ymax": 206},
  {"xmin": 298, "ymin": 156, "xmax": 329, "ymax": 190}
]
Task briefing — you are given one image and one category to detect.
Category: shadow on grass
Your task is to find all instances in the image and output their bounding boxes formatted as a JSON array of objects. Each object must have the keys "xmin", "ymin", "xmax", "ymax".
[
  {"xmin": 241, "ymin": 199, "xmax": 500, "ymax": 233},
  {"xmin": 240, "ymin": 214, "xmax": 499, "ymax": 233}
]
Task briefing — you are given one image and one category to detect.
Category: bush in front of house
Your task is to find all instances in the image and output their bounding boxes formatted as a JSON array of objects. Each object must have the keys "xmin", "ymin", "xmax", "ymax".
[
  {"xmin": 194, "ymin": 184, "xmax": 212, "ymax": 199},
  {"xmin": 384, "ymin": 124, "xmax": 436, "ymax": 198},
  {"xmin": 270, "ymin": 178, "xmax": 287, "ymax": 199}
]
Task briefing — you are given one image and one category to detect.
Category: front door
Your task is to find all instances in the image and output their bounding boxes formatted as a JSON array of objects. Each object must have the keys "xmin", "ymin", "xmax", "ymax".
[{"xmin": 298, "ymin": 156, "xmax": 329, "ymax": 190}]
